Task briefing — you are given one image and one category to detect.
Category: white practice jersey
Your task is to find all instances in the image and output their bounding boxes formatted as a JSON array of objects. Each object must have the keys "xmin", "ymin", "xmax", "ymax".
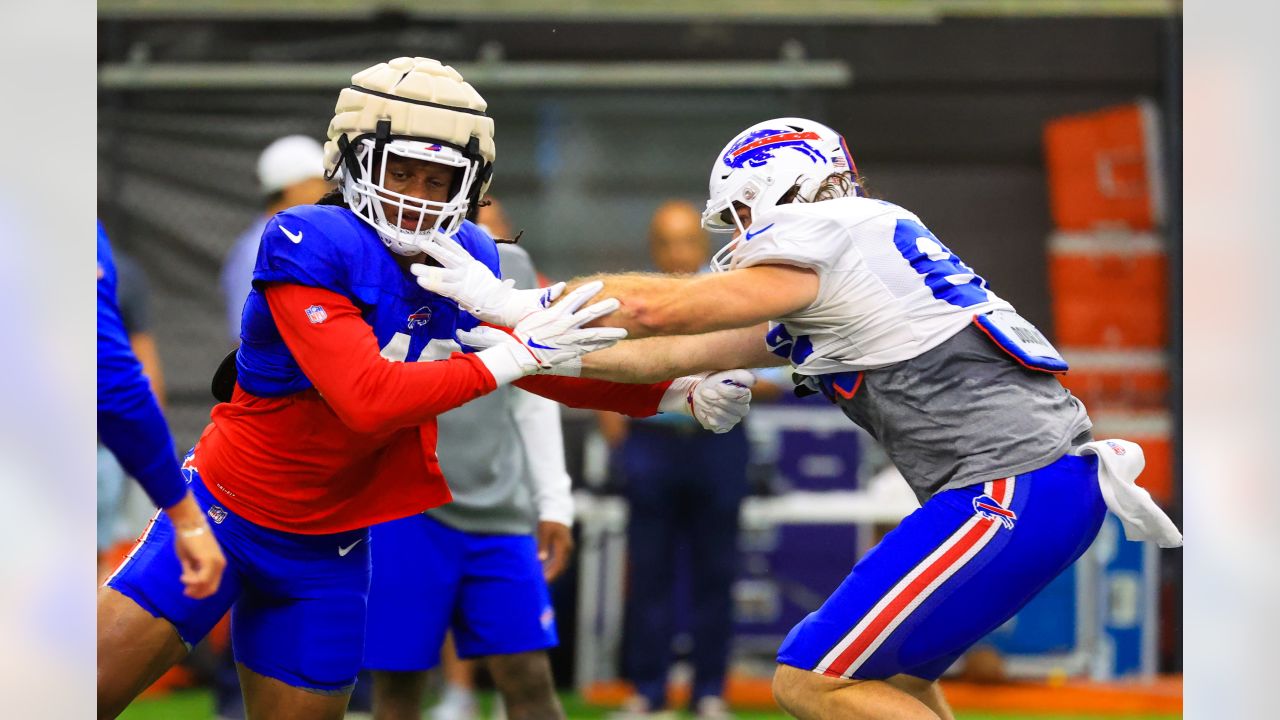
[
  {"xmin": 728, "ymin": 196, "xmax": 1092, "ymax": 501},
  {"xmin": 728, "ymin": 197, "xmax": 1014, "ymax": 374}
]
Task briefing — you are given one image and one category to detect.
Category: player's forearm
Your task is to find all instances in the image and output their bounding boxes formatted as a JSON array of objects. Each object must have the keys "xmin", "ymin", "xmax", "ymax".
[
  {"xmin": 568, "ymin": 272, "xmax": 732, "ymax": 338},
  {"xmin": 97, "ymin": 342, "xmax": 187, "ymax": 510},
  {"xmin": 581, "ymin": 325, "xmax": 784, "ymax": 383},
  {"xmin": 97, "ymin": 398, "xmax": 186, "ymax": 510}
]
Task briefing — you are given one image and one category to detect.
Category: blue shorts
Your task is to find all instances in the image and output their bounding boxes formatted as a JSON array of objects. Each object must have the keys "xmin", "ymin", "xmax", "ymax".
[
  {"xmin": 363, "ymin": 514, "xmax": 557, "ymax": 671},
  {"xmin": 777, "ymin": 452, "xmax": 1106, "ymax": 680},
  {"xmin": 105, "ymin": 463, "xmax": 371, "ymax": 693}
]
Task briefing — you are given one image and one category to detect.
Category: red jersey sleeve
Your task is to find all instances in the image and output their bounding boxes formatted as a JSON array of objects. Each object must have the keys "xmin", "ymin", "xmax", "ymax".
[
  {"xmin": 265, "ymin": 283, "xmax": 497, "ymax": 434},
  {"xmin": 515, "ymin": 375, "xmax": 671, "ymax": 418}
]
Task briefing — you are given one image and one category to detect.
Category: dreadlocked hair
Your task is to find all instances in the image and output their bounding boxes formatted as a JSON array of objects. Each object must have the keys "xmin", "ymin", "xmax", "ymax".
[{"xmin": 316, "ymin": 187, "xmax": 350, "ymax": 209}]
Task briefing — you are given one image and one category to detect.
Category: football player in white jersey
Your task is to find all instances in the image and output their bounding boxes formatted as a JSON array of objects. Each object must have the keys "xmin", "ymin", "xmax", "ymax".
[{"xmin": 414, "ymin": 118, "xmax": 1180, "ymax": 720}]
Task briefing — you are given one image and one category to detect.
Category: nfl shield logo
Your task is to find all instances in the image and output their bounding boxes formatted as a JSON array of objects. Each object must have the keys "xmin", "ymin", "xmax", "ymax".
[
  {"xmin": 305, "ymin": 304, "xmax": 328, "ymax": 324},
  {"xmin": 207, "ymin": 506, "xmax": 228, "ymax": 524}
]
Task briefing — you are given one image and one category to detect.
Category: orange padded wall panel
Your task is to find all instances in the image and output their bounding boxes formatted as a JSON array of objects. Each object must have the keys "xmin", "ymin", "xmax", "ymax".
[{"xmin": 1043, "ymin": 102, "xmax": 1163, "ymax": 231}]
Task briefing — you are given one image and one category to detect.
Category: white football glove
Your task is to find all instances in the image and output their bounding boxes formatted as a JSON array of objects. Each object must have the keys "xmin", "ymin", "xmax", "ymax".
[
  {"xmin": 659, "ymin": 369, "xmax": 756, "ymax": 433},
  {"xmin": 410, "ymin": 232, "xmax": 565, "ymax": 326},
  {"xmin": 459, "ymin": 280, "xmax": 628, "ymax": 383}
]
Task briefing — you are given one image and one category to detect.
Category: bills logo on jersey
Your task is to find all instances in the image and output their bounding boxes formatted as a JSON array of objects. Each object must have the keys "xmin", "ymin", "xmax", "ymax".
[
  {"xmin": 407, "ymin": 306, "xmax": 433, "ymax": 328},
  {"xmin": 305, "ymin": 304, "xmax": 328, "ymax": 324},
  {"xmin": 972, "ymin": 494, "xmax": 1017, "ymax": 529},
  {"xmin": 724, "ymin": 128, "xmax": 826, "ymax": 169}
]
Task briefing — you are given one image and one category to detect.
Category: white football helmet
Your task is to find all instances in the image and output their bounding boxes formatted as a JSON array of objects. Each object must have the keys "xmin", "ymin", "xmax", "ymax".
[
  {"xmin": 702, "ymin": 117, "xmax": 859, "ymax": 271},
  {"xmin": 324, "ymin": 57, "xmax": 496, "ymax": 256}
]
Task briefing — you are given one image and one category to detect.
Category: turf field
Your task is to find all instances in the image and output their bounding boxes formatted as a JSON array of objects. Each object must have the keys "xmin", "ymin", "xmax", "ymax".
[{"xmin": 119, "ymin": 689, "xmax": 1180, "ymax": 720}]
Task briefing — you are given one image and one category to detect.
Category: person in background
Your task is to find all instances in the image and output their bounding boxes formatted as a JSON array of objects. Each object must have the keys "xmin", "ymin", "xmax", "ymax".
[
  {"xmin": 599, "ymin": 201, "xmax": 751, "ymax": 720},
  {"xmin": 98, "ymin": 221, "xmax": 226, "ymax": 601},
  {"xmin": 220, "ymin": 134, "xmax": 332, "ymax": 344}
]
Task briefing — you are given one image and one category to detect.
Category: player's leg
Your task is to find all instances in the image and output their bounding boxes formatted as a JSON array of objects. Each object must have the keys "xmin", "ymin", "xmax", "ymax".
[
  {"xmin": 774, "ymin": 458, "xmax": 1105, "ymax": 719},
  {"xmin": 370, "ymin": 670, "xmax": 431, "ymax": 720},
  {"xmin": 487, "ymin": 650, "xmax": 563, "ymax": 720},
  {"xmin": 237, "ymin": 664, "xmax": 351, "ymax": 720},
  {"xmin": 886, "ymin": 674, "xmax": 955, "ymax": 720},
  {"xmin": 687, "ymin": 427, "xmax": 749, "ymax": 711},
  {"xmin": 363, "ymin": 515, "xmax": 465, "ymax": 720},
  {"xmin": 772, "ymin": 664, "xmax": 939, "ymax": 720},
  {"xmin": 96, "ymin": 587, "xmax": 191, "ymax": 719},
  {"xmin": 230, "ymin": 522, "xmax": 373, "ymax": 720},
  {"xmin": 619, "ymin": 427, "xmax": 682, "ymax": 710},
  {"xmin": 98, "ymin": 498, "xmax": 242, "ymax": 719},
  {"xmin": 430, "ymin": 636, "xmax": 481, "ymax": 720},
  {"xmin": 452, "ymin": 530, "xmax": 562, "ymax": 720}
]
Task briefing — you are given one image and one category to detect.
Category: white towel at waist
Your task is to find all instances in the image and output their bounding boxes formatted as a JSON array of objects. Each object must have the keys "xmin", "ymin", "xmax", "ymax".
[{"xmin": 1074, "ymin": 439, "xmax": 1183, "ymax": 548}]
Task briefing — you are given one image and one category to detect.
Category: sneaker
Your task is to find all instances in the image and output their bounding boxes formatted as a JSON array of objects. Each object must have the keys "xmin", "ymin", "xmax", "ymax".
[
  {"xmin": 695, "ymin": 696, "xmax": 735, "ymax": 720},
  {"xmin": 606, "ymin": 695, "xmax": 678, "ymax": 720},
  {"xmin": 430, "ymin": 684, "xmax": 479, "ymax": 720}
]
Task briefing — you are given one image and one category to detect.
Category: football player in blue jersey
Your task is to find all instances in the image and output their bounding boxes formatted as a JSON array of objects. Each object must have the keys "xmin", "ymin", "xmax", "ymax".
[
  {"xmin": 97, "ymin": 58, "xmax": 752, "ymax": 720},
  {"xmin": 414, "ymin": 117, "xmax": 1183, "ymax": 720},
  {"xmin": 98, "ymin": 222, "xmax": 228, "ymax": 601}
]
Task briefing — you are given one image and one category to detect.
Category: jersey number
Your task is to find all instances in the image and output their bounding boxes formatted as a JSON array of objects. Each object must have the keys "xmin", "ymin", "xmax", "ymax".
[
  {"xmin": 765, "ymin": 323, "xmax": 814, "ymax": 366},
  {"xmin": 380, "ymin": 333, "xmax": 461, "ymax": 363},
  {"xmin": 891, "ymin": 219, "xmax": 990, "ymax": 308}
]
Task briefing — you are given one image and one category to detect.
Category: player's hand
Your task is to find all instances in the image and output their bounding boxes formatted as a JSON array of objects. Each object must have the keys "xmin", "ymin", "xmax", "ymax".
[
  {"xmin": 410, "ymin": 232, "xmax": 566, "ymax": 326},
  {"xmin": 165, "ymin": 493, "xmax": 227, "ymax": 599},
  {"xmin": 459, "ymin": 281, "xmax": 628, "ymax": 379},
  {"xmin": 536, "ymin": 521, "xmax": 575, "ymax": 582},
  {"xmin": 660, "ymin": 369, "xmax": 756, "ymax": 433}
]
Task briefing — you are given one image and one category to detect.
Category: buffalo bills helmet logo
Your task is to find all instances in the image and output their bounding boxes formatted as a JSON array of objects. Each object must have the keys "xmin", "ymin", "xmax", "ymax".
[
  {"xmin": 407, "ymin": 306, "xmax": 433, "ymax": 328},
  {"xmin": 722, "ymin": 128, "xmax": 827, "ymax": 169},
  {"xmin": 972, "ymin": 494, "xmax": 1017, "ymax": 530}
]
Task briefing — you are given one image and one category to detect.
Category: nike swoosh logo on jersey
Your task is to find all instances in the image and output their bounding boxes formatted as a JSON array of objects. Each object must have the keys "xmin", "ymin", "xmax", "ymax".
[
  {"xmin": 338, "ymin": 538, "xmax": 363, "ymax": 556},
  {"xmin": 745, "ymin": 223, "xmax": 774, "ymax": 241},
  {"xmin": 281, "ymin": 226, "xmax": 304, "ymax": 244}
]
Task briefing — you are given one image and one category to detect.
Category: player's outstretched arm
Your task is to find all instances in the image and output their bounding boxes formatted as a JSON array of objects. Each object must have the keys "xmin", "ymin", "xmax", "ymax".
[
  {"xmin": 559, "ymin": 263, "xmax": 818, "ymax": 338},
  {"xmin": 580, "ymin": 324, "xmax": 785, "ymax": 384},
  {"xmin": 413, "ymin": 232, "xmax": 818, "ymax": 339},
  {"xmin": 265, "ymin": 281, "xmax": 624, "ymax": 435}
]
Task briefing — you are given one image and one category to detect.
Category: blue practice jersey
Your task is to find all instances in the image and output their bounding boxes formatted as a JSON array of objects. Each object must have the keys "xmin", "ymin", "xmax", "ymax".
[
  {"xmin": 234, "ymin": 205, "xmax": 499, "ymax": 398},
  {"xmin": 96, "ymin": 222, "xmax": 186, "ymax": 510}
]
